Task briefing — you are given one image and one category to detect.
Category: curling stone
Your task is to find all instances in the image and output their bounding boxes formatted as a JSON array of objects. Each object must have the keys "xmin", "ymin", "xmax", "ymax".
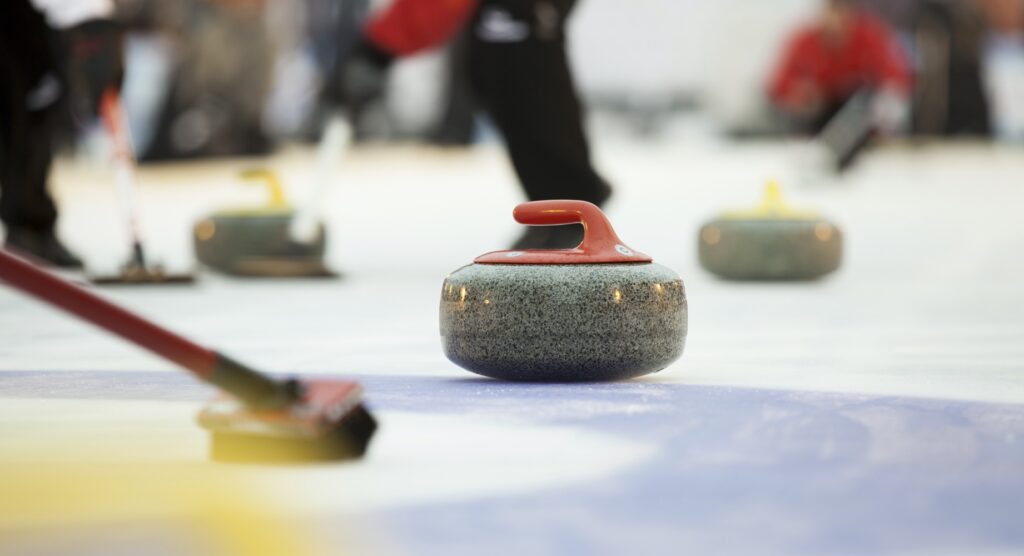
[
  {"xmin": 440, "ymin": 200, "xmax": 687, "ymax": 382},
  {"xmin": 698, "ymin": 181, "xmax": 842, "ymax": 280},
  {"xmin": 193, "ymin": 170, "xmax": 332, "ymax": 277}
]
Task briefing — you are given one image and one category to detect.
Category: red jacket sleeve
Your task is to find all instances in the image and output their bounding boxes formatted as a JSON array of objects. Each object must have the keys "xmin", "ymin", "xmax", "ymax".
[
  {"xmin": 861, "ymin": 16, "xmax": 912, "ymax": 93},
  {"xmin": 366, "ymin": 0, "xmax": 479, "ymax": 57},
  {"xmin": 768, "ymin": 30, "xmax": 815, "ymax": 104}
]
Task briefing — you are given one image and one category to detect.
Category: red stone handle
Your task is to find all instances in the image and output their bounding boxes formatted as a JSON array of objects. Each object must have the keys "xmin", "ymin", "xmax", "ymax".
[
  {"xmin": 476, "ymin": 200, "xmax": 651, "ymax": 264},
  {"xmin": 515, "ymin": 200, "xmax": 622, "ymax": 255}
]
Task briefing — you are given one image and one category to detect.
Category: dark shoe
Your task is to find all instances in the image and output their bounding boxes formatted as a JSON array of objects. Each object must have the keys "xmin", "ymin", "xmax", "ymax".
[
  {"xmin": 4, "ymin": 227, "xmax": 83, "ymax": 268},
  {"xmin": 510, "ymin": 224, "xmax": 585, "ymax": 250}
]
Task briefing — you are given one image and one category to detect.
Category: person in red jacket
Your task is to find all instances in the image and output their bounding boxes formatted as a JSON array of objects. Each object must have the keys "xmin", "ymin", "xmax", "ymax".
[
  {"xmin": 326, "ymin": 0, "xmax": 611, "ymax": 249},
  {"xmin": 768, "ymin": 0, "xmax": 912, "ymax": 134}
]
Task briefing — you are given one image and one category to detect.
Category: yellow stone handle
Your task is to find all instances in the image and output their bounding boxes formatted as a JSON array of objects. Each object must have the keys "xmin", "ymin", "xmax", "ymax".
[
  {"xmin": 760, "ymin": 180, "xmax": 784, "ymax": 211},
  {"xmin": 240, "ymin": 169, "xmax": 289, "ymax": 209},
  {"xmin": 721, "ymin": 180, "xmax": 819, "ymax": 220},
  {"xmin": 751, "ymin": 180, "xmax": 792, "ymax": 215}
]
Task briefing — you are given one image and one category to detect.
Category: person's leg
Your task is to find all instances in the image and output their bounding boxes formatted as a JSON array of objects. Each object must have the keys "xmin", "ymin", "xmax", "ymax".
[
  {"xmin": 0, "ymin": 0, "xmax": 80, "ymax": 267},
  {"xmin": 0, "ymin": 89, "xmax": 60, "ymax": 237},
  {"xmin": 470, "ymin": 0, "xmax": 611, "ymax": 205},
  {"xmin": 943, "ymin": 2, "xmax": 991, "ymax": 135},
  {"xmin": 430, "ymin": 33, "xmax": 477, "ymax": 146},
  {"xmin": 467, "ymin": 0, "xmax": 611, "ymax": 249},
  {"xmin": 0, "ymin": 39, "xmax": 22, "ymax": 231}
]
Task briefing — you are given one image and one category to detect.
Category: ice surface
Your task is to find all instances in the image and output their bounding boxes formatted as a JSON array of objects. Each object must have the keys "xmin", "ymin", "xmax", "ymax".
[{"xmin": 1, "ymin": 140, "xmax": 1023, "ymax": 555}]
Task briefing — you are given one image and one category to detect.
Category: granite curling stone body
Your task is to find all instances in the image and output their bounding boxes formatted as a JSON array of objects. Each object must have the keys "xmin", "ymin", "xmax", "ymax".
[
  {"xmin": 194, "ymin": 170, "xmax": 331, "ymax": 277},
  {"xmin": 698, "ymin": 181, "xmax": 842, "ymax": 280},
  {"xmin": 440, "ymin": 200, "xmax": 687, "ymax": 382}
]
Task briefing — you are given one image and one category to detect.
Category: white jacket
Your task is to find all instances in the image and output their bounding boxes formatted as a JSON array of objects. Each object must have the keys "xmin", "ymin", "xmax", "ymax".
[{"xmin": 30, "ymin": 0, "xmax": 113, "ymax": 29}]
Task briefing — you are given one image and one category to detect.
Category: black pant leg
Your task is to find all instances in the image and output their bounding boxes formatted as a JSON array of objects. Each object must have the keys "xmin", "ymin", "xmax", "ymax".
[
  {"xmin": 0, "ymin": 0, "xmax": 60, "ymax": 234},
  {"xmin": 466, "ymin": 0, "xmax": 611, "ymax": 205},
  {"xmin": 430, "ymin": 32, "xmax": 477, "ymax": 146}
]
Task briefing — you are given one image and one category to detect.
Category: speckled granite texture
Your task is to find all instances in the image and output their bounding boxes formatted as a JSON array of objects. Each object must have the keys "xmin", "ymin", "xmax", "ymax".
[
  {"xmin": 440, "ymin": 263, "xmax": 687, "ymax": 381},
  {"xmin": 194, "ymin": 215, "xmax": 327, "ymax": 276},
  {"xmin": 698, "ymin": 219, "xmax": 842, "ymax": 281}
]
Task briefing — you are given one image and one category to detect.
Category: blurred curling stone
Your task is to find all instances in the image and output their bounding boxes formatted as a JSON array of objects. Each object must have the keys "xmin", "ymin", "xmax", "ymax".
[
  {"xmin": 193, "ymin": 169, "xmax": 333, "ymax": 277},
  {"xmin": 698, "ymin": 181, "xmax": 842, "ymax": 281}
]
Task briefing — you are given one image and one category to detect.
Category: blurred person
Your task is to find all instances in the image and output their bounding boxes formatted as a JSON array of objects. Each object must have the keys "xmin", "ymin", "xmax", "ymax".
[
  {"xmin": 768, "ymin": 0, "xmax": 912, "ymax": 136},
  {"xmin": 977, "ymin": 0, "xmax": 1024, "ymax": 140},
  {"xmin": 912, "ymin": 0, "xmax": 992, "ymax": 135},
  {"xmin": 0, "ymin": 0, "xmax": 124, "ymax": 267},
  {"xmin": 980, "ymin": 0, "xmax": 1024, "ymax": 36},
  {"xmin": 323, "ymin": 0, "xmax": 612, "ymax": 249},
  {"xmin": 913, "ymin": 0, "xmax": 991, "ymax": 135},
  {"xmin": 135, "ymin": 0, "xmax": 276, "ymax": 160}
]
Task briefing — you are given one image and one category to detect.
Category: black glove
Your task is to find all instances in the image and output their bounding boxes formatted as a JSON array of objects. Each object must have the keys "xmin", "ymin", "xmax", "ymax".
[
  {"xmin": 322, "ymin": 37, "xmax": 394, "ymax": 110},
  {"xmin": 65, "ymin": 18, "xmax": 125, "ymax": 120}
]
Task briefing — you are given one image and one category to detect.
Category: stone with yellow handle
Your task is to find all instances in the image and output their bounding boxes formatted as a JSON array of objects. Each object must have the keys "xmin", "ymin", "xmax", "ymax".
[
  {"xmin": 698, "ymin": 181, "xmax": 842, "ymax": 280},
  {"xmin": 193, "ymin": 170, "xmax": 333, "ymax": 277}
]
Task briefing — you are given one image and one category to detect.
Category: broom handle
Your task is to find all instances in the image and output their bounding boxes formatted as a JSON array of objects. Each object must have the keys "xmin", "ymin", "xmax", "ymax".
[
  {"xmin": 0, "ymin": 248, "xmax": 294, "ymax": 408},
  {"xmin": 99, "ymin": 89, "xmax": 147, "ymax": 267},
  {"xmin": 289, "ymin": 112, "xmax": 351, "ymax": 244}
]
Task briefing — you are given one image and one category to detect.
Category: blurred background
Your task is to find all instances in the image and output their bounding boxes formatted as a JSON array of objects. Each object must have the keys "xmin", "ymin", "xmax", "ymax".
[
  {"xmin": 80, "ymin": 0, "xmax": 1024, "ymax": 160},
  {"xmin": 4, "ymin": 0, "xmax": 1023, "ymax": 275},
  {"xmin": 3, "ymin": 2, "xmax": 1024, "ymax": 555}
]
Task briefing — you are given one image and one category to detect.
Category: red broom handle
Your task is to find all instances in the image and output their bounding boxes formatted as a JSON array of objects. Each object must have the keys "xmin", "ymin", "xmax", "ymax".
[{"xmin": 0, "ymin": 248, "xmax": 218, "ymax": 378}]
